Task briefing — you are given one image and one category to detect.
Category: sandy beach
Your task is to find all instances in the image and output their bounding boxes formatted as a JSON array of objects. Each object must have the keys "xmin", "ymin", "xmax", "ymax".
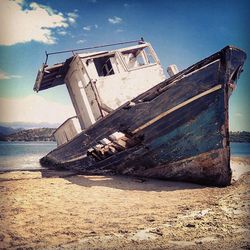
[{"xmin": 0, "ymin": 157, "xmax": 249, "ymax": 250}]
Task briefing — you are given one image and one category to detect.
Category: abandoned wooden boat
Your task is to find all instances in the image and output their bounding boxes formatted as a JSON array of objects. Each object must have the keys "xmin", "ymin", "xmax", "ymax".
[{"xmin": 34, "ymin": 39, "xmax": 246, "ymax": 186}]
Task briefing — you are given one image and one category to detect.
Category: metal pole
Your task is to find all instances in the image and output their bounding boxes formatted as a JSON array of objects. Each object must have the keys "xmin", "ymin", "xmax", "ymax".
[
  {"xmin": 46, "ymin": 39, "xmax": 144, "ymax": 56},
  {"xmin": 44, "ymin": 51, "xmax": 48, "ymax": 65}
]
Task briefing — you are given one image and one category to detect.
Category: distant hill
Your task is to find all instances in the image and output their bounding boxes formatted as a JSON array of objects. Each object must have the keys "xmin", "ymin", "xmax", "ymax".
[
  {"xmin": 229, "ymin": 131, "xmax": 250, "ymax": 143},
  {"xmin": 0, "ymin": 122, "xmax": 59, "ymax": 130},
  {"xmin": 0, "ymin": 123, "xmax": 58, "ymax": 141},
  {"xmin": 0, "ymin": 125, "xmax": 22, "ymax": 135},
  {"xmin": 1, "ymin": 128, "xmax": 56, "ymax": 142},
  {"xmin": 0, "ymin": 133, "xmax": 6, "ymax": 141}
]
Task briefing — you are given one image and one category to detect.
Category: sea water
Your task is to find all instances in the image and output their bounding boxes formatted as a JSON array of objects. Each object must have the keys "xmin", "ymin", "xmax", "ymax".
[
  {"xmin": 0, "ymin": 141, "xmax": 249, "ymax": 172},
  {"xmin": 0, "ymin": 141, "xmax": 56, "ymax": 171},
  {"xmin": 230, "ymin": 142, "xmax": 250, "ymax": 157}
]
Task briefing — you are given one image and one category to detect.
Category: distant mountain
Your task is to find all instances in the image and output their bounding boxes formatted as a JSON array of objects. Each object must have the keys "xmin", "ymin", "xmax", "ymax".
[
  {"xmin": 0, "ymin": 122, "xmax": 59, "ymax": 130},
  {"xmin": 1, "ymin": 128, "xmax": 56, "ymax": 142},
  {"xmin": 0, "ymin": 133, "xmax": 6, "ymax": 141},
  {"xmin": 229, "ymin": 131, "xmax": 250, "ymax": 143},
  {"xmin": 0, "ymin": 125, "xmax": 23, "ymax": 135}
]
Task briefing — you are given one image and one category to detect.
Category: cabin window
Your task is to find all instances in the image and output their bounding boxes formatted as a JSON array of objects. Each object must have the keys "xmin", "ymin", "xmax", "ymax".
[
  {"xmin": 122, "ymin": 46, "xmax": 156, "ymax": 70},
  {"xmin": 93, "ymin": 55, "xmax": 115, "ymax": 77},
  {"xmin": 144, "ymin": 47, "xmax": 156, "ymax": 64},
  {"xmin": 136, "ymin": 53, "xmax": 146, "ymax": 66}
]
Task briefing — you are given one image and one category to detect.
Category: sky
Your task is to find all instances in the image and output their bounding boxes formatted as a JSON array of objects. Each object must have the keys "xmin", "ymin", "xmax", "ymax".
[{"xmin": 0, "ymin": 0, "xmax": 249, "ymax": 131}]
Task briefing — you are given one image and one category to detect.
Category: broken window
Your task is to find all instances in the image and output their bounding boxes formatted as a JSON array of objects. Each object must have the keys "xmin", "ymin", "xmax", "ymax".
[
  {"xmin": 122, "ymin": 46, "xmax": 156, "ymax": 70},
  {"xmin": 102, "ymin": 58, "xmax": 114, "ymax": 76},
  {"xmin": 93, "ymin": 55, "xmax": 115, "ymax": 77},
  {"xmin": 144, "ymin": 47, "xmax": 156, "ymax": 64}
]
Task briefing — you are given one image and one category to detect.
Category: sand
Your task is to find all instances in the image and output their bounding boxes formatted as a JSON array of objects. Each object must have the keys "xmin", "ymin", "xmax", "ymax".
[{"xmin": 0, "ymin": 157, "xmax": 249, "ymax": 249}]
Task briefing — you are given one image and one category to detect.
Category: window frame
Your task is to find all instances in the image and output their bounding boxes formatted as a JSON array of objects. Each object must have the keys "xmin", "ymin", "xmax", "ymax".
[
  {"xmin": 84, "ymin": 52, "xmax": 123, "ymax": 78},
  {"xmin": 118, "ymin": 45, "xmax": 159, "ymax": 72}
]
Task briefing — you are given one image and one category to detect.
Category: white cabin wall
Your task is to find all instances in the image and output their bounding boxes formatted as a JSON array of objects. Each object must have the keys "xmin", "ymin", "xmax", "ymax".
[
  {"xmin": 84, "ymin": 59, "xmax": 99, "ymax": 79},
  {"xmin": 72, "ymin": 118, "xmax": 82, "ymax": 134},
  {"xmin": 110, "ymin": 57, "xmax": 120, "ymax": 74},
  {"xmin": 84, "ymin": 83, "xmax": 103, "ymax": 121},
  {"xmin": 65, "ymin": 57, "xmax": 99, "ymax": 129},
  {"xmin": 80, "ymin": 58, "xmax": 103, "ymax": 121},
  {"xmin": 95, "ymin": 65, "xmax": 165, "ymax": 110}
]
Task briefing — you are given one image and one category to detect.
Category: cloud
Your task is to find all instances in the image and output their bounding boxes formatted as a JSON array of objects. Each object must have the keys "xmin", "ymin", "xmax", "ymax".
[
  {"xmin": 83, "ymin": 26, "xmax": 91, "ymax": 31},
  {"xmin": 76, "ymin": 39, "xmax": 86, "ymax": 44},
  {"xmin": 108, "ymin": 16, "xmax": 122, "ymax": 24},
  {"xmin": 0, "ymin": 0, "xmax": 76, "ymax": 46},
  {"xmin": 116, "ymin": 29, "xmax": 124, "ymax": 33},
  {"xmin": 68, "ymin": 17, "xmax": 76, "ymax": 24},
  {"xmin": 58, "ymin": 30, "xmax": 67, "ymax": 36},
  {"xmin": 0, "ymin": 95, "xmax": 75, "ymax": 124},
  {"xmin": 0, "ymin": 71, "xmax": 22, "ymax": 80},
  {"xmin": 83, "ymin": 24, "xmax": 98, "ymax": 31},
  {"xmin": 67, "ymin": 12, "xmax": 78, "ymax": 24},
  {"xmin": 68, "ymin": 12, "xmax": 78, "ymax": 19}
]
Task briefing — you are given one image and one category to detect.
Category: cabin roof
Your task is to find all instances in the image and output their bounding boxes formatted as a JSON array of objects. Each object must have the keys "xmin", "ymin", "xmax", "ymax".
[
  {"xmin": 77, "ymin": 43, "xmax": 149, "ymax": 59},
  {"xmin": 78, "ymin": 50, "xmax": 108, "ymax": 58},
  {"xmin": 34, "ymin": 57, "xmax": 73, "ymax": 92}
]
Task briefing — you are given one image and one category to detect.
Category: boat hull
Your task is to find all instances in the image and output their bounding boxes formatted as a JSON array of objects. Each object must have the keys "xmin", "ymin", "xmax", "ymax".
[{"xmin": 40, "ymin": 46, "xmax": 246, "ymax": 186}]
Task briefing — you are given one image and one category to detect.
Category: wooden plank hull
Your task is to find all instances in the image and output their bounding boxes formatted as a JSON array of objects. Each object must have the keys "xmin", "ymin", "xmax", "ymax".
[{"xmin": 40, "ymin": 46, "xmax": 246, "ymax": 186}]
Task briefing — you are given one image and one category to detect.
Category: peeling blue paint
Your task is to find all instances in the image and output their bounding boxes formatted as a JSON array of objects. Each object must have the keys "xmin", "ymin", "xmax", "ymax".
[{"xmin": 146, "ymin": 91, "xmax": 225, "ymax": 164}]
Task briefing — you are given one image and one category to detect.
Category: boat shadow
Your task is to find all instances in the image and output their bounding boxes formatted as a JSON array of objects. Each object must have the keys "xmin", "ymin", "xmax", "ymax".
[{"xmin": 40, "ymin": 168, "xmax": 205, "ymax": 192}]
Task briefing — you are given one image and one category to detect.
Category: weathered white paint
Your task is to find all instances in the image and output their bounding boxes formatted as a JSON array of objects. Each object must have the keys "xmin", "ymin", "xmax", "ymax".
[
  {"xmin": 65, "ymin": 57, "xmax": 99, "ymax": 129},
  {"xmin": 61, "ymin": 43, "xmax": 166, "ymax": 134},
  {"xmin": 95, "ymin": 64, "xmax": 165, "ymax": 109},
  {"xmin": 167, "ymin": 64, "xmax": 179, "ymax": 77},
  {"xmin": 54, "ymin": 116, "xmax": 81, "ymax": 146}
]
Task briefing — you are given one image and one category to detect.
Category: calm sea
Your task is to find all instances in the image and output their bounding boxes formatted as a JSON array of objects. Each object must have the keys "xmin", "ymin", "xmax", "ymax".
[
  {"xmin": 0, "ymin": 141, "xmax": 56, "ymax": 171},
  {"xmin": 230, "ymin": 142, "xmax": 250, "ymax": 157},
  {"xmin": 0, "ymin": 141, "xmax": 249, "ymax": 171}
]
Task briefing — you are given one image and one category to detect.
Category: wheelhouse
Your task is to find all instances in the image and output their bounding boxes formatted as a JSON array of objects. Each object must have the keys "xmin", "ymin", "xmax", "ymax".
[{"xmin": 34, "ymin": 40, "xmax": 166, "ymax": 146}]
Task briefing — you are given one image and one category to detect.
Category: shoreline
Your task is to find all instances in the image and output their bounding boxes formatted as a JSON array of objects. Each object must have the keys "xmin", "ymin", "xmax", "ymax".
[
  {"xmin": 0, "ymin": 157, "xmax": 249, "ymax": 249},
  {"xmin": 1, "ymin": 155, "xmax": 249, "ymax": 176}
]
